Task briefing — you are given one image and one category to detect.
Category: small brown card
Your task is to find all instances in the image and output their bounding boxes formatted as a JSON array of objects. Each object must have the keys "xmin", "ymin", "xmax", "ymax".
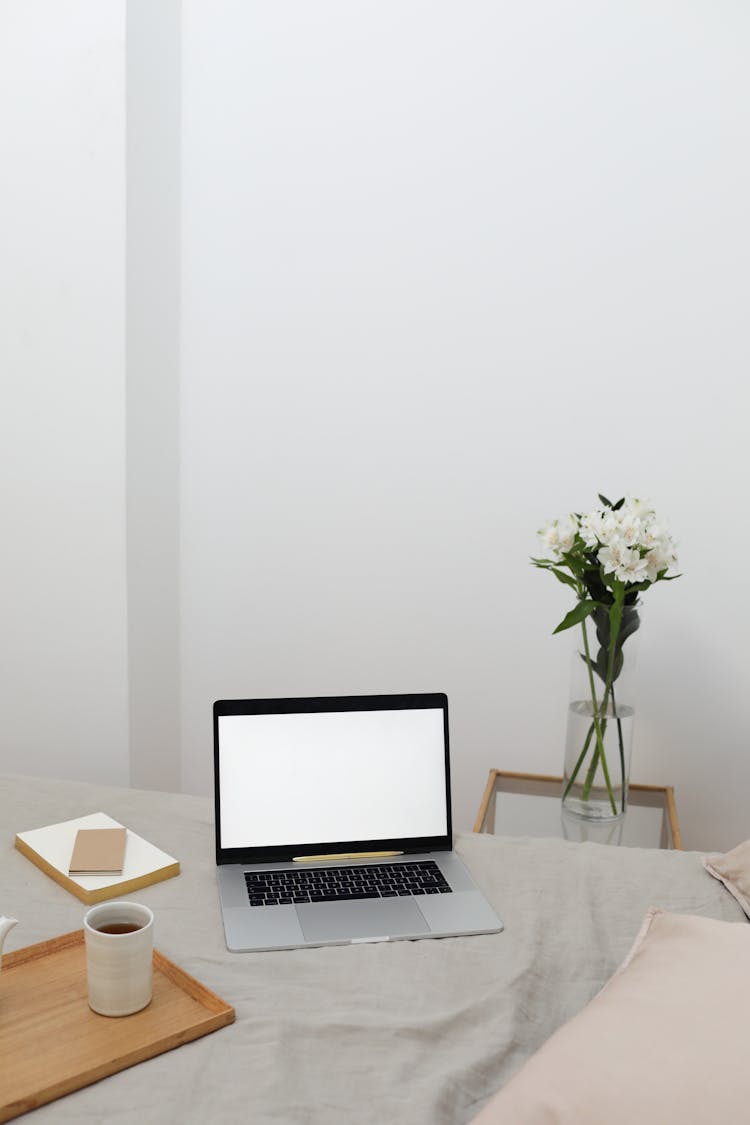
[{"xmin": 68, "ymin": 827, "xmax": 127, "ymax": 875}]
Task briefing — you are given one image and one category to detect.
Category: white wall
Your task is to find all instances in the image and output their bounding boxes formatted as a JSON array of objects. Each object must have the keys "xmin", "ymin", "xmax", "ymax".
[
  {"xmin": 180, "ymin": 1, "xmax": 750, "ymax": 851},
  {"xmin": 126, "ymin": 0, "xmax": 181, "ymax": 791},
  {"xmin": 0, "ymin": 2, "xmax": 129, "ymax": 785},
  {"xmin": 4, "ymin": 3, "xmax": 747, "ymax": 849}
]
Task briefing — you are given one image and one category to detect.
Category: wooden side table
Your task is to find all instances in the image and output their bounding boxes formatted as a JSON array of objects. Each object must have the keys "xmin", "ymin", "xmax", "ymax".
[{"xmin": 473, "ymin": 770, "xmax": 682, "ymax": 850}]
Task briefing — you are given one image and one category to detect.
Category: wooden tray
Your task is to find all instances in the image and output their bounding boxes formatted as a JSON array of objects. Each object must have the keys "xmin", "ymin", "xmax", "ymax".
[{"xmin": 0, "ymin": 930, "xmax": 235, "ymax": 1123}]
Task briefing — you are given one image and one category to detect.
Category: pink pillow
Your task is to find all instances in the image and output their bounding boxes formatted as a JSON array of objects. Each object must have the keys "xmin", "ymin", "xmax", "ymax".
[
  {"xmin": 470, "ymin": 909, "xmax": 750, "ymax": 1124},
  {"xmin": 703, "ymin": 838, "xmax": 750, "ymax": 918}
]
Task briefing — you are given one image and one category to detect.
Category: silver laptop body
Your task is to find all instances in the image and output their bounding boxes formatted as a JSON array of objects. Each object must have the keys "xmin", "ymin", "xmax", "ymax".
[{"xmin": 214, "ymin": 692, "xmax": 504, "ymax": 952}]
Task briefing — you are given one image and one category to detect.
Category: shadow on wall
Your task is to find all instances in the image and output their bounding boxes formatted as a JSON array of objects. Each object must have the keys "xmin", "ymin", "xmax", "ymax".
[{"xmin": 638, "ymin": 614, "xmax": 749, "ymax": 852}]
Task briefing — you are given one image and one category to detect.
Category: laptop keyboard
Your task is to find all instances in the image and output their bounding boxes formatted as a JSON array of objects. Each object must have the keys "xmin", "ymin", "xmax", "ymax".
[{"xmin": 244, "ymin": 860, "xmax": 452, "ymax": 907}]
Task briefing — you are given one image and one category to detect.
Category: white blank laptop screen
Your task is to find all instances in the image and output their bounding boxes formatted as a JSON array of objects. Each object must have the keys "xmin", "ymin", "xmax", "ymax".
[{"xmin": 218, "ymin": 708, "xmax": 448, "ymax": 848}]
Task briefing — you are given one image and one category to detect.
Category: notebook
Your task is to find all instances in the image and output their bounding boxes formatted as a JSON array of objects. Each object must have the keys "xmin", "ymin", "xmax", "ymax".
[
  {"xmin": 68, "ymin": 827, "xmax": 127, "ymax": 875},
  {"xmin": 214, "ymin": 692, "xmax": 504, "ymax": 952}
]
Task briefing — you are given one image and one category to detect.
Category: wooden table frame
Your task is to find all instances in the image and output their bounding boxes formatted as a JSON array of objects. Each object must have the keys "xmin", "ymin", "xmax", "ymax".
[{"xmin": 473, "ymin": 769, "xmax": 682, "ymax": 850}]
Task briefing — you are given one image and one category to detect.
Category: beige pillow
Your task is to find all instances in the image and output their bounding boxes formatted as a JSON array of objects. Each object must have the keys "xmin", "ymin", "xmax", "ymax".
[
  {"xmin": 470, "ymin": 909, "xmax": 750, "ymax": 1125},
  {"xmin": 703, "ymin": 838, "xmax": 750, "ymax": 918}
]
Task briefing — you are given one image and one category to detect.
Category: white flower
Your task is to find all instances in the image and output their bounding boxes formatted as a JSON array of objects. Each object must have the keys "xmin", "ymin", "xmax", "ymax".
[
  {"xmin": 613, "ymin": 509, "xmax": 642, "ymax": 548},
  {"xmin": 597, "ymin": 538, "xmax": 628, "ymax": 574},
  {"xmin": 640, "ymin": 519, "xmax": 679, "ymax": 567},
  {"xmin": 534, "ymin": 495, "xmax": 680, "ymax": 629},
  {"xmin": 580, "ymin": 507, "xmax": 619, "ymax": 548},
  {"xmin": 623, "ymin": 496, "xmax": 654, "ymax": 522},
  {"xmin": 645, "ymin": 540, "xmax": 679, "ymax": 582},
  {"xmin": 614, "ymin": 551, "xmax": 650, "ymax": 585},
  {"xmin": 597, "ymin": 538, "xmax": 649, "ymax": 584},
  {"xmin": 639, "ymin": 520, "xmax": 664, "ymax": 549},
  {"xmin": 538, "ymin": 515, "xmax": 578, "ymax": 560},
  {"xmin": 578, "ymin": 511, "xmax": 600, "ymax": 548}
]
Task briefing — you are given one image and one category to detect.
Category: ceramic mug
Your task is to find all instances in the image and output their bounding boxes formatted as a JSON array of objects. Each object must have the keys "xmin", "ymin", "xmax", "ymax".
[{"xmin": 83, "ymin": 901, "xmax": 154, "ymax": 1016}]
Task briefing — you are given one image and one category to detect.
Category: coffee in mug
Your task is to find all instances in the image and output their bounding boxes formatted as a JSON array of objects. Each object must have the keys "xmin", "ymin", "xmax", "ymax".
[
  {"xmin": 83, "ymin": 901, "xmax": 154, "ymax": 1016},
  {"xmin": 94, "ymin": 922, "xmax": 143, "ymax": 935}
]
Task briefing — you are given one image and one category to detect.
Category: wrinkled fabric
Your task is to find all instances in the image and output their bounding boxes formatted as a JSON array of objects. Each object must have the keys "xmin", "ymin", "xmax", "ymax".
[
  {"xmin": 1, "ymin": 774, "xmax": 743, "ymax": 1124},
  {"xmin": 703, "ymin": 836, "xmax": 750, "ymax": 918}
]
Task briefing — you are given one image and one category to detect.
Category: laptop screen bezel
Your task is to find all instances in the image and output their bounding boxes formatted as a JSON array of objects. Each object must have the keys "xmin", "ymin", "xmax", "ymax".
[{"xmin": 213, "ymin": 692, "xmax": 453, "ymax": 865}]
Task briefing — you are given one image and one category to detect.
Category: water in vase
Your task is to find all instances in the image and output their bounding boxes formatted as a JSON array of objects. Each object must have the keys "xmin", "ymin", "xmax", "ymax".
[{"xmin": 563, "ymin": 699, "xmax": 635, "ymax": 820}]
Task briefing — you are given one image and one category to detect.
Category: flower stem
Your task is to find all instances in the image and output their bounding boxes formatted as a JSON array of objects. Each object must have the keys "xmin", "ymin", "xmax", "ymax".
[
  {"xmin": 611, "ymin": 683, "xmax": 627, "ymax": 813},
  {"xmin": 562, "ymin": 719, "xmax": 596, "ymax": 800},
  {"xmin": 578, "ymin": 616, "xmax": 617, "ymax": 815}
]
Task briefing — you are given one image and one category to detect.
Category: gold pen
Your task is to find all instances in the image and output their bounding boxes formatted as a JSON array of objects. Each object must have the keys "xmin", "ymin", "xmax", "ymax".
[{"xmin": 292, "ymin": 850, "xmax": 404, "ymax": 863}]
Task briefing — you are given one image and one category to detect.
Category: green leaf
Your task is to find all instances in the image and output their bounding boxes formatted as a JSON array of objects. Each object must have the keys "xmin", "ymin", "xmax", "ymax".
[
  {"xmin": 618, "ymin": 609, "xmax": 641, "ymax": 646},
  {"xmin": 594, "ymin": 609, "xmax": 611, "ymax": 650},
  {"xmin": 547, "ymin": 567, "xmax": 579, "ymax": 590},
  {"xmin": 530, "ymin": 556, "xmax": 582, "ymax": 590},
  {"xmin": 612, "ymin": 497, "xmax": 625, "ymax": 511},
  {"xmin": 558, "ymin": 559, "xmax": 588, "ymax": 582},
  {"xmin": 553, "ymin": 599, "xmax": 600, "ymax": 634},
  {"xmin": 580, "ymin": 648, "xmax": 608, "ymax": 682},
  {"xmin": 598, "ymin": 493, "xmax": 613, "ymax": 508},
  {"xmin": 583, "ymin": 569, "xmax": 610, "ymax": 605},
  {"xmin": 609, "ymin": 591, "xmax": 624, "ymax": 639}
]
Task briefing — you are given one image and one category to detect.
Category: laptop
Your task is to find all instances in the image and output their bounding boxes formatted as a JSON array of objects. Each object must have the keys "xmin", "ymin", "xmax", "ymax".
[{"xmin": 214, "ymin": 692, "xmax": 504, "ymax": 951}]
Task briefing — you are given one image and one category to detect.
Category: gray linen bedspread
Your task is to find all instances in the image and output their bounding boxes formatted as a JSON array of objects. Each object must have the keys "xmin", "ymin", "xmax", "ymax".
[{"xmin": 1, "ymin": 774, "xmax": 744, "ymax": 1124}]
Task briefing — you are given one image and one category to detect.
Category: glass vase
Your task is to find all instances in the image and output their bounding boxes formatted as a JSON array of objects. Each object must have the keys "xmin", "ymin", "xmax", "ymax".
[{"xmin": 562, "ymin": 602, "xmax": 641, "ymax": 821}]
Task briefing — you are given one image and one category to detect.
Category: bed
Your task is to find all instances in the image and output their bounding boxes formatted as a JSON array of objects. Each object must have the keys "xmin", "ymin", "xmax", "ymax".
[{"xmin": 1, "ymin": 773, "xmax": 745, "ymax": 1124}]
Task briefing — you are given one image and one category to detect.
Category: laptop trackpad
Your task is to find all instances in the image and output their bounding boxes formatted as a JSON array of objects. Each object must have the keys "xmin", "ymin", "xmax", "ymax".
[{"xmin": 297, "ymin": 897, "xmax": 429, "ymax": 943}]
